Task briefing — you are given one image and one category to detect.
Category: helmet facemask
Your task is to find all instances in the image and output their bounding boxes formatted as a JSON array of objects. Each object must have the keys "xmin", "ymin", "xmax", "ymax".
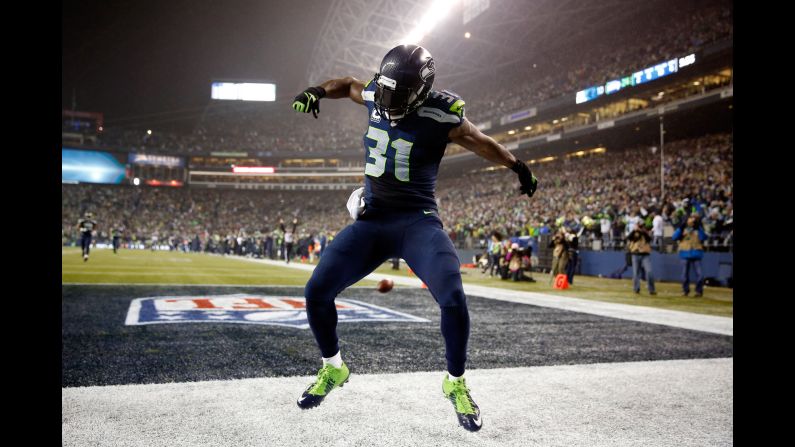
[{"xmin": 373, "ymin": 73, "xmax": 428, "ymax": 122}]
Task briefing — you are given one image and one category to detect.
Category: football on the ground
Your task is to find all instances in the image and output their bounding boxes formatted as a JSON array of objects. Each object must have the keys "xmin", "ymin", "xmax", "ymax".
[{"xmin": 377, "ymin": 279, "xmax": 394, "ymax": 293}]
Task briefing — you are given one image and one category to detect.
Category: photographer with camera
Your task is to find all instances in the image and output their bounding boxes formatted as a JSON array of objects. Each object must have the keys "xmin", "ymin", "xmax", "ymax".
[
  {"xmin": 549, "ymin": 228, "xmax": 569, "ymax": 283},
  {"xmin": 627, "ymin": 221, "xmax": 657, "ymax": 295},
  {"xmin": 671, "ymin": 215, "xmax": 707, "ymax": 297},
  {"xmin": 564, "ymin": 226, "xmax": 580, "ymax": 285}
]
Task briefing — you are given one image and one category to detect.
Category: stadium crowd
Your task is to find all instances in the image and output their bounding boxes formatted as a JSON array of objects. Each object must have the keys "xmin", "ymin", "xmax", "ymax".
[
  {"xmin": 437, "ymin": 132, "xmax": 733, "ymax": 252},
  {"xmin": 463, "ymin": 1, "xmax": 732, "ymax": 124},
  {"xmin": 62, "ymin": 184, "xmax": 351, "ymax": 260},
  {"xmin": 95, "ymin": 101, "xmax": 365, "ymax": 157},
  {"xmin": 63, "ymin": 132, "xmax": 733, "ymax": 263},
  {"xmin": 80, "ymin": 1, "xmax": 731, "ymax": 157}
]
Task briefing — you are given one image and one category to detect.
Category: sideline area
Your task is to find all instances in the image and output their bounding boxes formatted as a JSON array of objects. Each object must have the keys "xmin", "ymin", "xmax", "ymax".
[
  {"xmin": 238, "ymin": 256, "xmax": 733, "ymax": 336},
  {"xmin": 63, "ymin": 357, "xmax": 733, "ymax": 447},
  {"xmin": 63, "ymin": 248, "xmax": 732, "ymax": 335}
]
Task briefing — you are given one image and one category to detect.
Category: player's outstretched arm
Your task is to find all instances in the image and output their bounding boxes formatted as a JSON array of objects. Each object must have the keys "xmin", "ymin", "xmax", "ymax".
[
  {"xmin": 449, "ymin": 118, "xmax": 538, "ymax": 197},
  {"xmin": 292, "ymin": 77, "xmax": 366, "ymax": 118},
  {"xmin": 317, "ymin": 77, "xmax": 366, "ymax": 105}
]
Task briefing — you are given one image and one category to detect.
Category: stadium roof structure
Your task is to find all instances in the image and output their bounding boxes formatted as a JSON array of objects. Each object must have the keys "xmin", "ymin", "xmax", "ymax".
[{"xmin": 305, "ymin": 0, "xmax": 667, "ymax": 88}]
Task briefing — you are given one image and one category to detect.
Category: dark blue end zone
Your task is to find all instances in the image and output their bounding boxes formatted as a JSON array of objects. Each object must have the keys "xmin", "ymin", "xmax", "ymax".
[{"xmin": 62, "ymin": 285, "xmax": 733, "ymax": 387}]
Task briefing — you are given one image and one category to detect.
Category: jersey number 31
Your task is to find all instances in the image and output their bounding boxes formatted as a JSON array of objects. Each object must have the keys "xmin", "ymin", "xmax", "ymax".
[{"xmin": 364, "ymin": 126, "xmax": 413, "ymax": 182}]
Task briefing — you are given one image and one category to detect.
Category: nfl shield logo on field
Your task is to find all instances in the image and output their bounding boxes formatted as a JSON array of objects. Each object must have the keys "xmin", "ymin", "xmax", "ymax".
[{"xmin": 125, "ymin": 294, "xmax": 428, "ymax": 329}]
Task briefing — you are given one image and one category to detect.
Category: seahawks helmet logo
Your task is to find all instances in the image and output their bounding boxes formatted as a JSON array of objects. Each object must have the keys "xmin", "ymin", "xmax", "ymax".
[{"xmin": 420, "ymin": 59, "xmax": 435, "ymax": 81}]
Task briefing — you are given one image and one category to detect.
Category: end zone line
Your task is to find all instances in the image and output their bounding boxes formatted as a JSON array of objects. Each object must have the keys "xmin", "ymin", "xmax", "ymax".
[
  {"xmin": 61, "ymin": 282, "xmax": 372, "ymax": 288},
  {"xmin": 235, "ymin": 256, "xmax": 733, "ymax": 336}
]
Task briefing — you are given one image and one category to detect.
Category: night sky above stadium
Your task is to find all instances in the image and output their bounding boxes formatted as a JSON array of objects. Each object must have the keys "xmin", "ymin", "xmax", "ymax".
[{"xmin": 62, "ymin": 0, "xmax": 330, "ymax": 130}]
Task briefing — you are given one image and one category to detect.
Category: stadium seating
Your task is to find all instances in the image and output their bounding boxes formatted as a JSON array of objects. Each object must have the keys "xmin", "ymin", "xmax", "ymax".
[{"xmin": 63, "ymin": 132, "xmax": 732, "ymax": 254}]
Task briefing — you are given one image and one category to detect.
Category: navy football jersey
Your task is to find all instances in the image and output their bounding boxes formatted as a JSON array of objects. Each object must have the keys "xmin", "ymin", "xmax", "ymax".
[
  {"xmin": 361, "ymin": 79, "xmax": 466, "ymax": 210},
  {"xmin": 78, "ymin": 219, "xmax": 97, "ymax": 234}
]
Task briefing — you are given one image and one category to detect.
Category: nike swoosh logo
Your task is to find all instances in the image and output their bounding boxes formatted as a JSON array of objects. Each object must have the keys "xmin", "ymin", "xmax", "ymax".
[{"xmin": 423, "ymin": 210, "xmax": 433, "ymax": 215}]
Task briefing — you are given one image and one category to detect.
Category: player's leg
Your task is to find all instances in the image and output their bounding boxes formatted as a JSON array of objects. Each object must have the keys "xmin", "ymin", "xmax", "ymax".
[
  {"xmin": 304, "ymin": 219, "xmax": 392, "ymax": 356},
  {"xmin": 83, "ymin": 234, "xmax": 92, "ymax": 261},
  {"xmin": 401, "ymin": 214, "xmax": 481, "ymax": 432},
  {"xmin": 401, "ymin": 217, "xmax": 469, "ymax": 376},
  {"xmin": 298, "ymin": 218, "xmax": 394, "ymax": 409}
]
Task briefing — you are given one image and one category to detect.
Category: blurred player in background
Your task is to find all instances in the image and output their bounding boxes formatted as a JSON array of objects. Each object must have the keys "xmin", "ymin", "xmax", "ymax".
[
  {"xmin": 112, "ymin": 224, "xmax": 123, "ymax": 254},
  {"xmin": 77, "ymin": 212, "xmax": 97, "ymax": 262},
  {"xmin": 291, "ymin": 44, "xmax": 538, "ymax": 431}
]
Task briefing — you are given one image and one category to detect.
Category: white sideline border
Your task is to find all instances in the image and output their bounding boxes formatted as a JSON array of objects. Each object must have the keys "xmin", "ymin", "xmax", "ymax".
[
  {"xmin": 62, "ymin": 282, "xmax": 371, "ymax": 288},
  {"xmin": 63, "ymin": 357, "xmax": 733, "ymax": 447},
  {"xmin": 236, "ymin": 256, "xmax": 734, "ymax": 336}
]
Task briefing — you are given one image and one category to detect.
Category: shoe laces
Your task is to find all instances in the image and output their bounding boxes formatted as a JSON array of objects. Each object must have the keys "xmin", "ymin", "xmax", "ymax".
[
  {"xmin": 449, "ymin": 379, "xmax": 476, "ymax": 414},
  {"xmin": 309, "ymin": 364, "xmax": 336, "ymax": 394}
]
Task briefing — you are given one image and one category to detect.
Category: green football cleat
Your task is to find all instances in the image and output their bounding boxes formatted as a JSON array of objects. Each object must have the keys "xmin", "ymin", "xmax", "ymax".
[
  {"xmin": 442, "ymin": 375, "xmax": 482, "ymax": 431},
  {"xmin": 297, "ymin": 362, "xmax": 350, "ymax": 409}
]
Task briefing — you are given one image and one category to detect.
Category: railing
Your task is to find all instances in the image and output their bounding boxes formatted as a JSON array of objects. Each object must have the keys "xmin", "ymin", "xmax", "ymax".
[{"xmin": 450, "ymin": 234, "xmax": 733, "ymax": 253}]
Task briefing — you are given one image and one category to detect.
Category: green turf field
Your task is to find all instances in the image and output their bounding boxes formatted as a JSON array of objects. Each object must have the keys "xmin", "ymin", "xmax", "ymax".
[
  {"xmin": 370, "ymin": 263, "xmax": 733, "ymax": 317},
  {"xmin": 63, "ymin": 247, "xmax": 732, "ymax": 317},
  {"xmin": 62, "ymin": 247, "xmax": 323, "ymax": 286}
]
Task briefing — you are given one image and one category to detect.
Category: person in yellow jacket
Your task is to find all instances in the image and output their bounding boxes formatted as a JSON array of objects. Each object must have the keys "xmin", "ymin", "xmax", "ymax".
[{"xmin": 627, "ymin": 222, "xmax": 656, "ymax": 295}]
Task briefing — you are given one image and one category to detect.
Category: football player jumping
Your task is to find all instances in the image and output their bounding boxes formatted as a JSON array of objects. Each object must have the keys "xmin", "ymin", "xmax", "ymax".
[{"xmin": 291, "ymin": 45, "xmax": 538, "ymax": 432}]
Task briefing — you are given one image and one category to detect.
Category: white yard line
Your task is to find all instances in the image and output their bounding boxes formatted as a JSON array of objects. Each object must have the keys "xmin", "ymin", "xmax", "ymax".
[
  {"xmin": 63, "ymin": 357, "xmax": 733, "ymax": 447},
  {"xmin": 62, "ymin": 282, "xmax": 373, "ymax": 288},
  {"xmin": 236, "ymin": 257, "xmax": 734, "ymax": 336}
]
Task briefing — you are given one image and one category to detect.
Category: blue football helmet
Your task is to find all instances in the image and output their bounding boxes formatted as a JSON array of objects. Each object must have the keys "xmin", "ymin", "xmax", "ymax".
[{"xmin": 373, "ymin": 44, "xmax": 435, "ymax": 121}]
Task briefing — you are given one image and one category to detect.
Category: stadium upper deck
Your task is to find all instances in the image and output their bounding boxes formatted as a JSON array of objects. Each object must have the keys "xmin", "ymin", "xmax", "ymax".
[{"xmin": 63, "ymin": 0, "xmax": 731, "ymax": 161}]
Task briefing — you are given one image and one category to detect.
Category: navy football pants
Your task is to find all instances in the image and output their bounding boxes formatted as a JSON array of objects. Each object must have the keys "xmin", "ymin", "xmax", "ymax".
[
  {"xmin": 304, "ymin": 207, "xmax": 470, "ymax": 376},
  {"xmin": 80, "ymin": 233, "xmax": 92, "ymax": 256}
]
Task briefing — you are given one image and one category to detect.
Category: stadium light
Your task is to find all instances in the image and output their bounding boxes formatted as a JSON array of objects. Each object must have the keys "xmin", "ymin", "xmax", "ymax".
[
  {"xmin": 232, "ymin": 166, "xmax": 275, "ymax": 174},
  {"xmin": 400, "ymin": 0, "xmax": 459, "ymax": 45},
  {"xmin": 211, "ymin": 81, "xmax": 276, "ymax": 102},
  {"xmin": 464, "ymin": 32, "xmax": 471, "ymax": 39}
]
